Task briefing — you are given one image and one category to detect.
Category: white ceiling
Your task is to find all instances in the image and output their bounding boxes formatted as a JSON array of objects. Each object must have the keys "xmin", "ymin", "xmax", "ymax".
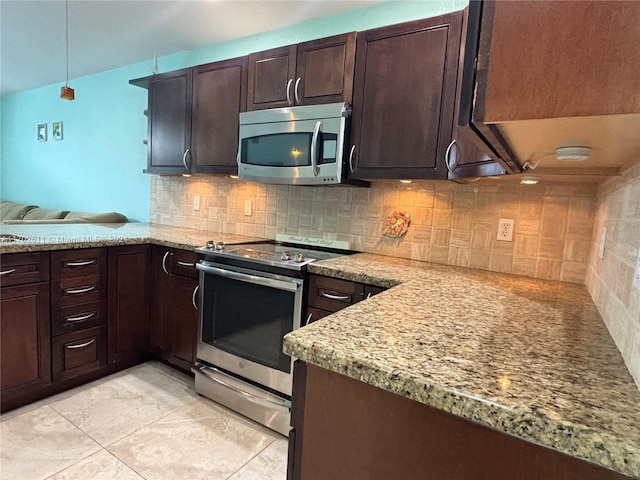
[{"xmin": 0, "ymin": 0, "xmax": 384, "ymax": 97}]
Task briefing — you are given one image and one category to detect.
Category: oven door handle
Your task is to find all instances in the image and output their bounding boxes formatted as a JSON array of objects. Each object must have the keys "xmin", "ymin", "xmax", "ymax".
[
  {"xmin": 193, "ymin": 364, "xmax": 291, "ymax": 413},
  {"xmin": 196, "ymin": 263, "xmax": 300, "ymax": 292}
]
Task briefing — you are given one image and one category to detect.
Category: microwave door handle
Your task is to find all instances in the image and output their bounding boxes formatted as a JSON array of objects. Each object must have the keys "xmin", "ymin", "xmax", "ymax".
[{"xmin": 311, "ymin": 120, "xmax": 322, "ymax": 177}]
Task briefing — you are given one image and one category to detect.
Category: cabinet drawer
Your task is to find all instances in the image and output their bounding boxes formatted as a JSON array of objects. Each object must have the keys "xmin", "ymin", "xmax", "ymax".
[
  {"xmin": 308, "ymin": 275, "xmax": 364, "ymax": 312},
  {"xmin": 51, "ymin": 248, "xmax": 106, "ymax": 279},
  {"xmin": 52, "ymin": 326, "xmax": 107, "ymax": 382},
  {"xmin": 51, "ymin": 275, "xmax": 106, "ymax": 308},
  {"xmin": 171, "ymin": 249, "xmax": 199, "ymax": 279},
  {"xmin": 52, "ymin": 301, "xmax": 107, "ymax": 336},
  {"xmin": 0, "ymin": 252, "xmax": 50, "ymax": 287}
]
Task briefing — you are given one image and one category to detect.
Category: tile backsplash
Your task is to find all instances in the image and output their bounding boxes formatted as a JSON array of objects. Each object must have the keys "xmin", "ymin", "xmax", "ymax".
[
  {"xmin": 151, "ymin": 175, "xmax": 598, "ymax": 284},
  {"xmin": 586, "ymin": 162, "xmax": 640, "ymax": 388}
]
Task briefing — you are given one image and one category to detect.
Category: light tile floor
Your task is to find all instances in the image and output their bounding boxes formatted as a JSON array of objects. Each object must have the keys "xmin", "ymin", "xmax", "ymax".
[{"xmin": 0, "ymin": 361, "xmax": 288, "ymax": 480}]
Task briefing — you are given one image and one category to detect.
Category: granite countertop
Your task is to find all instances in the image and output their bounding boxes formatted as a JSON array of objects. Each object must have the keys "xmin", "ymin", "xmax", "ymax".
[
  {"xmin": 283, "ymin": 253, "xmax": 640, "ymax": 478},
  {"xmin": 0, "ymin": 223, "xmax": 263, "ymax": 254}
]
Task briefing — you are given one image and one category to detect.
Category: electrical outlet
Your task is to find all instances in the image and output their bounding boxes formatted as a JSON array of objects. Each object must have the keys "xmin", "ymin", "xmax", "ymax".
[
  {"xmin": 598, "ymin": 227, "xmax": 607, "ymax": 260},
  {"xmin": 633, "ymin": 247, "xmax": 640, "ymax": 290},
  {"xmin": 497, "ymin": 218, "xmax": 514, "ymax": 242},
  {"xmin": 244, "ymin": 199, "xmax": 252, "ymax": 216},
  {"xmin": 193, "ymin": 195, "xmax": 200, "ymax": 211}
]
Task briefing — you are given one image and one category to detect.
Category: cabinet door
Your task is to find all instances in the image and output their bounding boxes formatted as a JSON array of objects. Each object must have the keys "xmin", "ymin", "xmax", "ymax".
[
  {"xmin": 350, "ymin": 13, "xmax": 462, "ymax": 180},
  {"xmin": 147, "ymin": 68, "xmax": 193, "ymax": 174},
  {"xmin": 295, "ymin": 33, "xmax": 355, "ymax": 106},
  {"xmin": 247, "ymin": 45, "xmax": 297, "ymax": 110},
  {"xmin": 0, "ymin": 283, "xmax": 51, "ymax": 402},
  {"xmin": 108, "ymin": 245, "xmax": 150, "ymax": 365},
  {"xmin": 149, "ymin": 246, "xmax": 171, "ymax": 358},
  {"xmin": 166, "ymin": 275, "xmax": 198, "ymax": 372},
  {"xmin": 192, "ymin": 57, "xmax": 248, "ymax": 174}
]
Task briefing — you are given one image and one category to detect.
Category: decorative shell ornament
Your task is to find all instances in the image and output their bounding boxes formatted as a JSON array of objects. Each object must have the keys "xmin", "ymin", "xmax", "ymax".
[{"xmin": 381, "ymin": 211, "xmax": 411, "ymax": 238}]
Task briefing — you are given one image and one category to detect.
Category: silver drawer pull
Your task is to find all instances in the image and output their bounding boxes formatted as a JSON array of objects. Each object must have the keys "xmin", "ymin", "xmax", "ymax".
[
  {"xmin": 65, "ymin": 260, "xmax": 95, "ymax": 267},
  {"xmin": 66, "ymin": 285, "xmax": 96, "ymax": 295},
  {"xmin": 192, "ymin": 285, "xmax": 199, "ymax": 310},
  {"xmin": 0, "ymin": 268, "xmax": 16, "ymax": 275},
  {"xmin": 162, "ymin": 251, "xmax": 170, "ymax": 274},
  {"xmin": 65, "ymin": 312, "xmax": 96, "ymax": 322},
  {"xmin": 305, "ymin": 313, "xmax": 313, "ymax": 326},
  {"xmin": 319, "ymin": 290, "xmax": 350, "ymax": 301},
  {"xmin": 366, "ymin": 292, "xmax": 372, "ymax": 300},
  {"xmin": 177, "ymin": 261, "xmax": 195, "ymax": 268},
  {"xmin": 66, "ymin": 339, "xmax": 95, "ymax": 349}
]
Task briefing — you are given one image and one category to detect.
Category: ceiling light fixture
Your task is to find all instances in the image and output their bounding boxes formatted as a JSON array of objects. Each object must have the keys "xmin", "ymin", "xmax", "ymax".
[
  {"xmin": 520, "ymin": 175, "xmax": 539, "ymax": 185},
  {"xmin": 556, "ymin": 146, "xmax": 589, "ymax": 162},
  {"xmin": 60, "ymin": 0, "xmax": 74, "ymax": 100}
]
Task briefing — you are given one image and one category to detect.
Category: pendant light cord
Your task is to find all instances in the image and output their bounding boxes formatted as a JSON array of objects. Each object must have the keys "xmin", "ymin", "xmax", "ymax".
[{"xmin": 65, "ymin": 0, "xmax": 69, "ymax": 86}]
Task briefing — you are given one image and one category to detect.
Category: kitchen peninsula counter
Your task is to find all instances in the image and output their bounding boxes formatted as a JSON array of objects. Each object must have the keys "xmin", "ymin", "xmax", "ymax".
[
  {"xmin": 284, "ymin": 253, "xmax": 640, "ymax": 478},
  {"xmin": 0, "ymin": 223, "xmax": 262, "ymax": 254}
]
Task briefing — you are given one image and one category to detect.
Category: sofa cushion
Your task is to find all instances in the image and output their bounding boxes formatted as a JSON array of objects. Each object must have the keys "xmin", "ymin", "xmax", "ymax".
[
  {"xmin": 64, "ymin": 211, "xmax": 128, "ymax": 223},
  {"xmin": 0, "ymin": 201, "xmax": 37, "ymax": 221},
  {"xmin": 22, "ymin": 207, "xmax": 69, "ymax": 220}
]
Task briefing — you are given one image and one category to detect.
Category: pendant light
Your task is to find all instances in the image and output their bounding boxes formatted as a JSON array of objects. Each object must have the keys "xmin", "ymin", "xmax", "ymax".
[{"xmin": 60, "ymin": 0, "xmax": 75, "ymax": 100}]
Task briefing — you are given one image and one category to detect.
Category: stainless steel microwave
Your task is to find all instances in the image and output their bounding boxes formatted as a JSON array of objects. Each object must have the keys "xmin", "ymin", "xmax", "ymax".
[{"xmin": 237, "ymin": 102, "xmax": 351, "ymax": 185}]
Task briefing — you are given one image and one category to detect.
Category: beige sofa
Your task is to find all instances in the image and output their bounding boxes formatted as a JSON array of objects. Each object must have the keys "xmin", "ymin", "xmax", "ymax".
[{"xmin": 1, "ymin": 201, "xmax": 128, "ymax": 224}]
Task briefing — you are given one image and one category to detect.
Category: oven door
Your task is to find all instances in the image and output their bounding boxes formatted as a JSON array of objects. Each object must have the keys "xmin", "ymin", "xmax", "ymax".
[{"xmin": 195, "ymin": 261, "xmax": 303, "ymax": 396}]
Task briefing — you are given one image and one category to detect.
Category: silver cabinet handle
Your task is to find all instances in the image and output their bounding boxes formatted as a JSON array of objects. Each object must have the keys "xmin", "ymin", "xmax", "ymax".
[
  {"xmin": 65, "ymin": 285, "xmax": 96, "ymax": 295},
  {"xmin": 66, "ymin": 339, "xmax": 95, "ymax": 349},
  {"xmin": 348, "ymin": 145, "xmax": 356, "ymax": 173},
  {"xmin": 0, "ymin": 268, "xmax": 16, "ymax": 275},
  {"xmin": 286, "ymin": 78, "xmax": 293, "ymax": 105},
  {"xmin": 310, "ymin": 120, "xmax": 322, "ymax": 177},
  {"xmin": 305, "ymin": 313, "xmax": 313, "ymax": 326},
  {"xmin": 161, "ymin": 251, "xmax": 170, "ymax": 275},
  {"xmin": 65, "ymin": 312, "xmax": 96, "ymax": 323},
  {"xmin": 319, "ymin": 290, "xmax": 350, "ymax": 301},
  {"xmin": 182, "ymin": 149, "xmax": 191, "ymax": 171},
  {"xmin": 65, "ymin": 260, "xmax": 95, "ymax": 267},
  {"xmin": 294, "ymin": 77, "xmax": 301, "ymax": 104},
  {"xmin": 192, "ymin": 285, "xmax": 199, "ymax": 311},
  {"xmin": 366, "ymin": 292, "xmax": 372, "ymax": 300},
  {"xmin": 445, "ymin": 139, "xmax": 457, "ymax": 174},
  {"xmin": 177, "ymin": 260, "xmax": 195, "ymax": 268}
]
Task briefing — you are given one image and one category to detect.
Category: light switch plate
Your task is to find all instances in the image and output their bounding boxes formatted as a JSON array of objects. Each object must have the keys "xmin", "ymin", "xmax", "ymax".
[
  {"xmin": 193, "ymin": 195, "xmax": 200, "ymax": 211},
  {"xmin": 244, "ymin": 199, "xmax": 252, "ymax": 216},
  {"xmin": 633, "ymin": 247, "xmax": 640, "ymax": 290}
]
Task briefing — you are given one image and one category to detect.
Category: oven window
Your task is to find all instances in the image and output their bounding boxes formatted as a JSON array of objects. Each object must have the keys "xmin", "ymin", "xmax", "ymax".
[
  {"xmin": 240, "ymin": 133, "xmax": 337, "ymax": 167},
  {"xmin": 201, "ymin": 273, "xmax": 296, "ymax": 373}
]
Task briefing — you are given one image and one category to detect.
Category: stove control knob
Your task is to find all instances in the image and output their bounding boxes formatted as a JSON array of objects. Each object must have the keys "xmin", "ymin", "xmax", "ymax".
[
  {"xmin": 214, "ymin": 241, "xmax": 225, "ymax": 251},
  {"xmin": 281, "ymin": 251, "xmax": 292, "ymax": 261},
  {"xmin": 294, "ymin": 253, "xmax": 305, "ymax": 263},
  {"xmin": 206, "ymin": 240, "xmax": 215, "ymax": 249}
]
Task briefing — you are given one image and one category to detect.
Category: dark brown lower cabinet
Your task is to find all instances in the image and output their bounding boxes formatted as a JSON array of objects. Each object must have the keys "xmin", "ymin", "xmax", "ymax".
[
  {"xmin": 107, "ymin": 245, "xmax": 150, "ymax": 365},
  {"xmin": 288, "ymin": 362, "xmax": 633, "ymax": 480},
  {"xmin": 165, "ymin": 274, "xmax": 198, "ymax": 371},
  {"xmin": 52, "ymin": 326, "xmax": 107, "ymax": 382},
  {"xmin": 0, "ymin": 282, "xmax": 51, "ymax": 405}
]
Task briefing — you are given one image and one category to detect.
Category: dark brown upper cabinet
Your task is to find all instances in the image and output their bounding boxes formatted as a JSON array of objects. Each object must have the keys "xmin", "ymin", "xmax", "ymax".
[
  {"xmin": 447, "ymin": 7, "xmax": 509, "ymax": 180},
  {"xmin": 131, "ymin": 68, "xmax": 193, "ymax": 175},
  {"xmin": 247, "ymin": 33, "xmax": 356, "ymax": 111},
  {"xmin": 130, "ymin": 56, "xmax": 247, "ymax": 175},
  {"xmin": 192, "ymin": 57, "xmax": 248, "ymax": 174},
  {"xmin": 457, "ymin": 0, "xmax": 640, "ymax": 176},
  {"xmin": 349, "ymin": 12, "xmax": 463, "ymax": 180}
]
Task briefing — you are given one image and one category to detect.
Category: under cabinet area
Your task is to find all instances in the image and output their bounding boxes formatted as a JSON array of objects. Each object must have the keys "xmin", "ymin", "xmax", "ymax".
[
  {"xmin": 305, "ymin": 273, "xmax": 385, "ymax": 324},
  {"xmin": 0, "ymin": 252, "xmax": 51, "ymax": 409},
  {"xmin": 149, "ymin": 245, "xmax": 199, "ymax": 373},
  {"xmin": 247, "ymin": 33, "xmax": 355, "ymax": 111}
]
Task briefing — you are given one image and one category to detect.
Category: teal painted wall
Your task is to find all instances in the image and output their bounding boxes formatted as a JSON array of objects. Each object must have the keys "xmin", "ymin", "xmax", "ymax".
[{"xmin": 0, "ymin": 0, "xmax": 466, "ymax": 223}]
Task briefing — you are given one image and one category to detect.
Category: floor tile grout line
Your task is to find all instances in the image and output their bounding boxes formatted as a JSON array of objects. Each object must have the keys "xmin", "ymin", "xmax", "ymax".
[
  {"xmin": 223, "ymin": 437, "xmax": 278, "ymax": 480},
  {"xmin": 41, "ymin": 447, "xmax": 108, "ymax": 480}
]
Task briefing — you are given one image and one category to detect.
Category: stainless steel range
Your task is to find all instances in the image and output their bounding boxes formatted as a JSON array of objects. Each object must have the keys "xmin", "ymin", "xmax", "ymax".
[{"xmin": 192, "ymin": 239, "xmax": 349, "ymax": 436}]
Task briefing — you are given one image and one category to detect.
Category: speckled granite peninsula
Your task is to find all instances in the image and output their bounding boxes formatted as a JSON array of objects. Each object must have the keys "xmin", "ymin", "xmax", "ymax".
[{"xmin": 284, "ymin": 253, "xmax": 640, "ymax": 478}]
